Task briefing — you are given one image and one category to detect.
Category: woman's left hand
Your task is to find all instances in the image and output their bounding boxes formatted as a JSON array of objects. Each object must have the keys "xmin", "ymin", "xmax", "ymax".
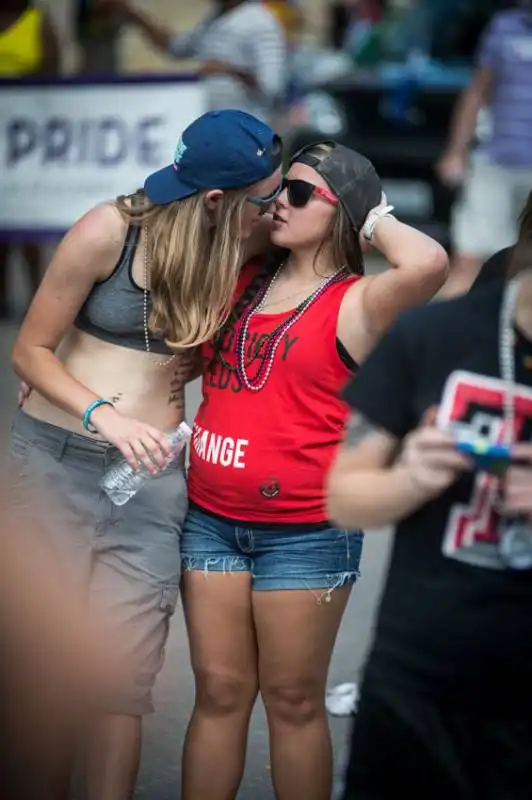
[{"xmin": 500, "ymin": 443, "xmax": 532, "ymax": 522}]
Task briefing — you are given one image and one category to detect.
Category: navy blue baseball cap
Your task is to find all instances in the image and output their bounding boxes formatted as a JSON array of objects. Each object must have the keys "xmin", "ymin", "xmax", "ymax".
[{"xmin": 144, "ymin": 109, "xmax": 283, "ymax": 205}]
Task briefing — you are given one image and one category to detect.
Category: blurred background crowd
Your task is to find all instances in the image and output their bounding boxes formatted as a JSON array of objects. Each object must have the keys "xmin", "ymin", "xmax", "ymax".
[
  {"xmin": 1, "ymin": 2, "xmax": 530, "ymax": 797},
  {"xmin": 0, "ymin": 0, "xmax": 523, "ymax": 319}
]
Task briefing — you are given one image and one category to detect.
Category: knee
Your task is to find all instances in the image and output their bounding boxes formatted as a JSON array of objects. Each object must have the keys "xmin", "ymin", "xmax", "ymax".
[
  {"xmin": 194, "ymin": 670, "xmax": 258, "ymax": 717},
  {"xmin": 261, "ymin": 681, "xmax": 323, "ymax": 726}
]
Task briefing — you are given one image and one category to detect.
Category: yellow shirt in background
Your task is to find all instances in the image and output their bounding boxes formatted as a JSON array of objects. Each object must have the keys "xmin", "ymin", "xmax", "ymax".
[
  {"xmin": 263, "ymin": 1, "xmax": 302, "ymax": 42},
  {"xmin": 0, "ymin": 7, "xmax": 44, "ymax": 77}
]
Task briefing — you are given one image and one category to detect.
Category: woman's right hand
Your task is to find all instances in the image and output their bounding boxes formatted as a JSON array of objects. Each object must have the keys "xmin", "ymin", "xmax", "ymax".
[
  {"xmin": 397, "ymin": 411, "xmax": 472, "ymax": 500},
  {"xmin": 90, "ymin": 405, "xmax": 173, "ymax": 474}
]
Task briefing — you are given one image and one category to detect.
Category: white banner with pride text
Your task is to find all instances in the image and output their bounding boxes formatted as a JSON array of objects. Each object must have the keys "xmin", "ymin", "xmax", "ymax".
[{"xmin": 0, "ymin": 76, "xmax": 206, "ymax": 238}]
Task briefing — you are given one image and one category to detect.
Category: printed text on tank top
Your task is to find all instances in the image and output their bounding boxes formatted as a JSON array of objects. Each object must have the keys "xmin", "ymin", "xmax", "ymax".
[
  {"xmin": 187, "ymin": 262, "xmax": 361, "ymax": 524},
  {"xmin": 236, "ymin": 262, "xmax": 349, "ymax": 391}
]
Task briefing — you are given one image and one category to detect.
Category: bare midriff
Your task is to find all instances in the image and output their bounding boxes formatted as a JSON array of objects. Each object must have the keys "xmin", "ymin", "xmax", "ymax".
[{"xmin": 23, "ymin": 328, "xmax": 197, "ymax": 437}]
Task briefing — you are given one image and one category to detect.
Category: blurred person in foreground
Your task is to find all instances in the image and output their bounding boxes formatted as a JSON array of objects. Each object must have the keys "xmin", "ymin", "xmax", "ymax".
[
  {"xmin": 436, "ymin": 0, "xmax": 532, "ymax": 297},
  {"xmin": 11, "ymin": 109, "xmax": 283, "ymax": 800},
  {"xmin": 327, "ymin": 191, "xmax": 532, "ymax": 798},
  {"xmin": 0, "ymin": 478, "xmax": 128, "ymax": 798},
  {"xmin": 0, "ymin": 0, "xmax": 60, "ymax": 319},
  {"xmin": 101, "ymin": 0, "xmax": 286, "ymax": 125},
  {"xmin": 467, "ymin": 195, "xmax": 532, "ymax": 293}
]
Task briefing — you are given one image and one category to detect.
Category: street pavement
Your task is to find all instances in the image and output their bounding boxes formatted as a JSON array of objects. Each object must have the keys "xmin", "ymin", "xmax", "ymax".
[{"xmin": 0, "ymin": 256, "xmax": 392, "ymax": 799}]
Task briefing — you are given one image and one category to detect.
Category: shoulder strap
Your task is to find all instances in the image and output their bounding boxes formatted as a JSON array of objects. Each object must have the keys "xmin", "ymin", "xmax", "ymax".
[
  {"xmin": 112, "ymin": 222, "xmax": 140, "ymax": 275},
  {"xmin": 115, "ymin": 193, "xmax": 143, "ymax": 272}
]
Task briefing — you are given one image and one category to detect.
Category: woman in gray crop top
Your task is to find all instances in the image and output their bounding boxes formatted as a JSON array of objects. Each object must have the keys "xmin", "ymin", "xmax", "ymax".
[{"xmin": 10, "ymin": 110, "xmax": 283, "ymax": 800}]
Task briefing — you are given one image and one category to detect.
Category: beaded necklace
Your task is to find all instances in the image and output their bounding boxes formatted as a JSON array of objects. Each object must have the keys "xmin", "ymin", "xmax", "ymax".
[
  {"xmin": 496, "ymin": 277, "xmax": 532, "ymax": 569},
  {"xmin": 234, "ymin": 263, "xmax": 347, "ymax": 392}
]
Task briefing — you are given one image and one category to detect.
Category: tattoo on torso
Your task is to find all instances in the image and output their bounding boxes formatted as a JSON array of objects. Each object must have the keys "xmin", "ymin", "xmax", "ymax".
[{"xmin": 167, "ymin": 354, "xmax": 196, "ymax": 410}]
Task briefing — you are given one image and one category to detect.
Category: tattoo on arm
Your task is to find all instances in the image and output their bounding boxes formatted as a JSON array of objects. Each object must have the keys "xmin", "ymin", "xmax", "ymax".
[{"xmin": 343, "ymin": 413, "xmax": 381, "ymax": 447}]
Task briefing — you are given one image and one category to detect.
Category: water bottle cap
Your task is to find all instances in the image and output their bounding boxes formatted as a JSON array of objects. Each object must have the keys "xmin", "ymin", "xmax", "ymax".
[{"xmin": 179, "ymin": 422, "xmax": 193, "ymax": 438}]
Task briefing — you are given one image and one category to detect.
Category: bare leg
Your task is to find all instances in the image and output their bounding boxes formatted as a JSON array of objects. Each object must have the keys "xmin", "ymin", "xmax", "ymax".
[
  {"xmin": 85, "ymin": 714, "xmax": 141, "ymax": 800},
  {"xmin": 255, "ymin": 586, "xmax": 352, "ymax": 800},
  {"xmin": 181, "ymin": 570, "xmax": 258, "ymax": 800}
]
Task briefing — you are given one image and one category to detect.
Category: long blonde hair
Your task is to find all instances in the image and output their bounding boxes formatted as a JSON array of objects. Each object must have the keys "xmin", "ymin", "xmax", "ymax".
[{"xmin": 116, "ymin": 188, "xmax": 251, "ymax": 349}]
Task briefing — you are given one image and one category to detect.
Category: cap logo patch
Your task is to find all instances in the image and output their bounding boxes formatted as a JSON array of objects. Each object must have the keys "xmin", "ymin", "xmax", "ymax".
[
  {"xmin": 174, "ymin": 138, "xmax": 187, "ymax": 165},
  {"xmin": 257, "ymin": 148, "xmax": 266, "ymax": 157}
]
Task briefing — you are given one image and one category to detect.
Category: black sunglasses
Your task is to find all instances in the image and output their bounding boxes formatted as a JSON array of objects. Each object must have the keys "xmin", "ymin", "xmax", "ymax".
[{"xmin": 281, "ymin": 178, "xmax": 338, "ymax": 209}]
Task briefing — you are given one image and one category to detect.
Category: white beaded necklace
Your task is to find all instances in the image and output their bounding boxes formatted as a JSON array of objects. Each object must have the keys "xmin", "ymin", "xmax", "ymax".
[
  {"xmin": 237, "ymin": 263, "xmax": 346, "ymax": 392},
  {"xmin": 497, "ymin": 276, "xmax": 532, "ymax": 569}
]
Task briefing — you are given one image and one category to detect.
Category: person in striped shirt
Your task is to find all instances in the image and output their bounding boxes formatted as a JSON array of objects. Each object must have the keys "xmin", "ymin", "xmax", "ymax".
[
  {"xmin": 437, "ymin": 1, "xmax": 532, "ymax": 297},
  {"xmin": 101, "ymin": 0, "xmax": 287, "ymax": 124}
]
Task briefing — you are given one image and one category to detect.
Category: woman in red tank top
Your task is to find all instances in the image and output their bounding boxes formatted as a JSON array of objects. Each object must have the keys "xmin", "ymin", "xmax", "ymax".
[{"xmin": 179, "ymin": 141, "xmax": 449, "ymax": 800}]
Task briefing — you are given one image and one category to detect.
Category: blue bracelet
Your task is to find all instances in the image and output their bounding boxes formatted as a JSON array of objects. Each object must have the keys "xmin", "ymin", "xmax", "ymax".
[{"xmin": 82, "ymin": 399, "xmax": 114, "ymax": 433}]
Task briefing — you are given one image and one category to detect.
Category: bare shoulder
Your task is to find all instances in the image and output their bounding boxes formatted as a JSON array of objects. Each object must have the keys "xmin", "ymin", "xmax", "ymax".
[
  {"xmin": 13, "ymin": 203, "xmax": 129, "ymax": 352},
  {"xmin": 59, "ymin": 202, "xmax": 127, "ymax": 282},
  {"xmin": 71, "ymin": 202, "xmax": 125, "ymax": 245}
]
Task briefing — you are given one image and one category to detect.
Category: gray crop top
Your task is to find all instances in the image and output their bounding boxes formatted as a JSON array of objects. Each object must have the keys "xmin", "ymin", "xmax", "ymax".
[{"xmin": 75, "ymin": 223, "xmax": 174, "ymax": 355}]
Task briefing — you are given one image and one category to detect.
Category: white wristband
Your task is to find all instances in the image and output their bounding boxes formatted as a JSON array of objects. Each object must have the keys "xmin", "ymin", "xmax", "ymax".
[{"xmin": 362, "ymin": 205, "xmax": 395, "ymax": 242}]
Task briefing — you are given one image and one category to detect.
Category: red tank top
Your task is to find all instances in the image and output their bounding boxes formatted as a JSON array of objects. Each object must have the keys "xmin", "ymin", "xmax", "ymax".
[{"xmin": 187, "ymin": 261, "xmax": 360, "ymax": 524}]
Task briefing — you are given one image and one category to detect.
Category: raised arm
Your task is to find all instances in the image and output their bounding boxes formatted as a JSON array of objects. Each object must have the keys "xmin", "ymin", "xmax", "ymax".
[
  {"xmin": 97, "ymin": 0, "xmax": 199, "ymax": 58},
  {"xmin": 436, "ymin": 15, "xmax": 498, "ymax": 186},
  {"xmin": 338, "ymin": 214, "xmax": 448, "ymax": 364}
]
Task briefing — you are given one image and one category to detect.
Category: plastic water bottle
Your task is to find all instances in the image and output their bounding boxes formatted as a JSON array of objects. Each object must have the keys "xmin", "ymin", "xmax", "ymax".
[{"xmin": 100, "ymin": 422, "xmax": 192, "ymax": 506}]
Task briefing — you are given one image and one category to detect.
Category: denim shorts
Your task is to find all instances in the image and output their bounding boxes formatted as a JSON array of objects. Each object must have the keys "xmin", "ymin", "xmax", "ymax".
[
  {"xmin": 10, "ymin": 410, "xmax": 187, "ymax": 716},
  {"xmin": 181, "ymin": 506, "xmax": 364, "ymax": 597}
]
